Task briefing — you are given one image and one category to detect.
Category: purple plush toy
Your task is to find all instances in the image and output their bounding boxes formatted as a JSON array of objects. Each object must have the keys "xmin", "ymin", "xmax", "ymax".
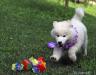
[{"xmin": 47, "ymin": 42, "xmax": 56, "ymax": 48}]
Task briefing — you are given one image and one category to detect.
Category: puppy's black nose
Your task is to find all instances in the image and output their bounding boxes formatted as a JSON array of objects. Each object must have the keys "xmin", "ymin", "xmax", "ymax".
[
  {"xmin": 58, "ymin": 41, "xmax": 62, "ymax": 45},
  {"xmin": 58, "ymin": 41, "xmax": 63, "ymax": 47}
]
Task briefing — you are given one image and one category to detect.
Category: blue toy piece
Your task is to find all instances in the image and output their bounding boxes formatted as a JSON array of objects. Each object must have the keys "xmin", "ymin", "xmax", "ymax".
[
  {"xmin": 12, "ymin": 63, "xmax": 24, "ymax": 71},
  {"xmin": 32, "ymin": 66, "xmax": 39, "ymax": 73}
]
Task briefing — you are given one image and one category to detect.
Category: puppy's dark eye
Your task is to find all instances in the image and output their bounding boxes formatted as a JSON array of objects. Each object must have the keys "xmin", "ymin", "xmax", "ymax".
[
  {"xmin": 56, "ymin": 35, "xmax": 59, "ymax": 37},
  {"xmin": 63, "ymin": 35, "xmax": 66, "ymax": 37}
]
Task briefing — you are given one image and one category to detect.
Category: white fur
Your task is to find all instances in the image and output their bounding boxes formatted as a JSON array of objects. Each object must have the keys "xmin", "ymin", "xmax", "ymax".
[{"xmin": 50, "ymin": 8, "xmax": 88, "ymax": 62}]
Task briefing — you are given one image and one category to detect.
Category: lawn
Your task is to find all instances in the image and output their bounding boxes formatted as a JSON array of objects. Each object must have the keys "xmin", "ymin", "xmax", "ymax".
[{"xmin": 0, "ymin": 0, "xmax": 96, "ymax": 75}]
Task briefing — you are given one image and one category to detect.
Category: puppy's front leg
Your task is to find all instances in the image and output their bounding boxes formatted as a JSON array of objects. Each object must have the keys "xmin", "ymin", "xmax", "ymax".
[
  {"xmin": 68, "ymin": 42, "xmax": 82, "ymax": 62},
  {"xmin": 50, "ymin": 47, "xmax": 63, "ymax": 62}
]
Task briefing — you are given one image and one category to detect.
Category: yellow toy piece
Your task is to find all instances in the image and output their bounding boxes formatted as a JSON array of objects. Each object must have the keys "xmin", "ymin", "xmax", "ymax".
[
  {"xmin": 12, "ymin": 64, "xmax": 16, "ymax": 71},
  {"xmin": 29, "ymin": 57, "xmax": 38, "ymax": 65}
]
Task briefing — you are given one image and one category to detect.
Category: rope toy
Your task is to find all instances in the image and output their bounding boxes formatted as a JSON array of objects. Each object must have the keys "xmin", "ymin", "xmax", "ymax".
[{"xmin": 12, "ymin": 56, "xmax": 46, "ymax": 73}]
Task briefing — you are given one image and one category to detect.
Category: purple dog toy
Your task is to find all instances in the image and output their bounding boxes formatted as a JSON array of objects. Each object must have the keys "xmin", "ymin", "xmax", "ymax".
[{"xmin": 47, "ymin": 42, "xmax": 56, "ymax": 48}]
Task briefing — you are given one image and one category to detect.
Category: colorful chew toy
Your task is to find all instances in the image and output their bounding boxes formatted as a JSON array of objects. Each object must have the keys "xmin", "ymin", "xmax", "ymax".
[{"xmin": 12, "ymin": 56, "xmax": 46, "ymax": 73}]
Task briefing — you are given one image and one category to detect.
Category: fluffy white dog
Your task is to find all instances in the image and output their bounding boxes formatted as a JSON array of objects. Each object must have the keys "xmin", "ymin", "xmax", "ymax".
[{"xmin": 50, "ymin": 8, "xmax": 88, "ymax": 62}]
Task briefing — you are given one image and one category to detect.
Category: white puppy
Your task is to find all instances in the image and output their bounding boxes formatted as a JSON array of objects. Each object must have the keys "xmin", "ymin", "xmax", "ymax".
[{"xmin": 50, "ymin": 8, "xmax": 88, "ymax": 62}]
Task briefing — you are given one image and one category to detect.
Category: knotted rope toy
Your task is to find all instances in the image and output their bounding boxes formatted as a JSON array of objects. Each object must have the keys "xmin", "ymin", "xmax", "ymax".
[{"xmin": 12, "ymin": 56, "xmax": 46, "ymax": 73}]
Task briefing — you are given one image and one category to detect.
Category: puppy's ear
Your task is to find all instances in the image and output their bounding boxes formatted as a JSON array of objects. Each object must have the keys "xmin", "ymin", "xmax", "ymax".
[
  {"xmin": 53, "ymin": 21, "xmax": 57, "ymax": 28},
  {"xmin": 51, "ymin": 29, "xmax": 55, "ymax": 38}
]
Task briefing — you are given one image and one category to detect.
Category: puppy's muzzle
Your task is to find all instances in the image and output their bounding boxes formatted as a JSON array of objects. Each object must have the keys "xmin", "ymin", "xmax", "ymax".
[{"xmin": 58, "ymin": 41, "xmax": 63, "ymax": 47}]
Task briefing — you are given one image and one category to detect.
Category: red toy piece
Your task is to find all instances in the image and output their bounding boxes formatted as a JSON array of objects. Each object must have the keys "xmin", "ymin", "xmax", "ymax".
[
  {"xmin": 22, "ymin": 59, "xmax": 32, "ymax": 71},
  {"xmin": 37, "ymin": 57, "xmax": 45, "ymax": 62},
  {"xmin": 37, "ymin": 57, "xmax": 46, "ymax": 72}
]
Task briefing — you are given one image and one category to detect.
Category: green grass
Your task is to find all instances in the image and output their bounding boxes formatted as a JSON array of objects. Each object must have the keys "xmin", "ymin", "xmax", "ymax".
[{"xmin": 0, "ymin": 0, "xmax": 96, "ymax": 75}]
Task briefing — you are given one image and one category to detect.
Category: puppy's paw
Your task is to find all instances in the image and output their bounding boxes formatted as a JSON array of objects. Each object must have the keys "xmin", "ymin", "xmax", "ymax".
[
  {"xmin": 50, "ymin": 56, "xmax": 59, "ymax": 62},
  {"xmin": 83, "ymin": 53, "xmax": 87, "ymax": 57},
  {"xmin": 83, "ymin": 50, "xmax": 87, "ymax": 56},
  {"xmin": 69, "ymin": 54, "xmax": 77, "ymax": 62}
]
